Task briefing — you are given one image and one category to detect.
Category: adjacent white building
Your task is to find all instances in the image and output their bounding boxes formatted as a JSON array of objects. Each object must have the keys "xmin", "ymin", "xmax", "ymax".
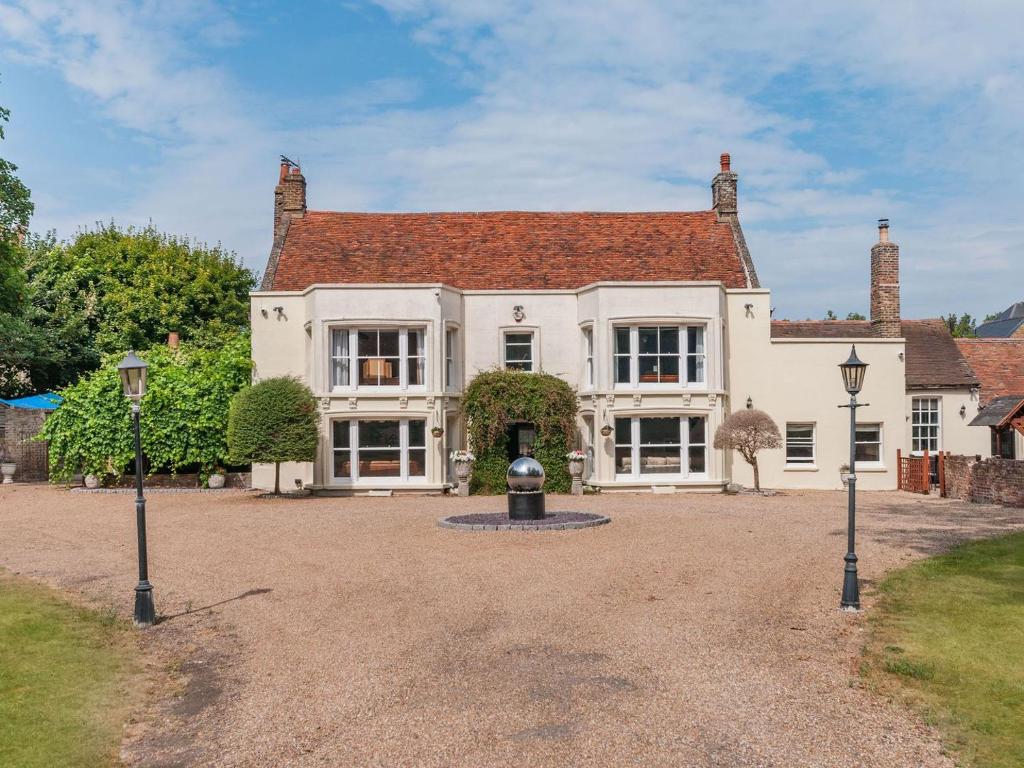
[{"xmin": 251, "ymin": 156, "xmax": 985, "ymax": 493}]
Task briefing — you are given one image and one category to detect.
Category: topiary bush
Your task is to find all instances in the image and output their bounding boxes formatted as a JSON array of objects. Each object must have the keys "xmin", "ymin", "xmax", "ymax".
[
  {"xmin": 227, "ymin": 376, "xmax": 319, "ymax": 495},
  {"xmin": 40, "ymin": 333, "xmax": 252, "ymax": 484},
  {"xmin": 461, "ymin": 369, "xmax": 578, "ymax": 494}
]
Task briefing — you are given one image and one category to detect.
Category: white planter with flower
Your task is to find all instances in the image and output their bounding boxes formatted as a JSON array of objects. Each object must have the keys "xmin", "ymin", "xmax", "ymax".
[
  {"xmin": 451, "ymin": 450, "xmax": 475, "ymax": 497},
  {"xmin": 566, "ymin": 449, "xmax": 586, "ymax": 495}
]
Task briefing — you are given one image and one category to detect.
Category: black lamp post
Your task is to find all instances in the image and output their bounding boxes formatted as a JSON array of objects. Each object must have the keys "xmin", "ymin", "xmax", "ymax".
[
  {"xmin": 117, "ymin": 351, "xmax": 156, "ymax": 628},
  {"xmin": 838, "ymin": 345, "xmax": 868, "ymax": 611}
]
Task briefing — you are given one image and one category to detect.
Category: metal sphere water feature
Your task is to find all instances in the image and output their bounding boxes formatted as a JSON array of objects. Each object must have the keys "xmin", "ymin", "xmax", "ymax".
[{"xmin": 507, "ymin": 457, "xmax": 545, "ymax": 492}]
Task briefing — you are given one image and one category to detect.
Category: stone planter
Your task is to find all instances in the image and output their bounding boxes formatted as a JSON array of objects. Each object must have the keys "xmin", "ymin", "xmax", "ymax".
[
  {"xmin": 84, "ymin": 473, "xmax": 100, "ymax": 489},
  {"xmin": 568, "ymin": 459, "xmax": 585, "ymax": 495},
  {"xmin": 1, "ymin": 462, "xmax": 15, "ymax": 484},
  {"xmin": 454, "ymin": 461, "xmax": 472, "ymax": 497},
  {"xmin": 207, "ymin": 472, "xmax": 226, "ymax": 489}
]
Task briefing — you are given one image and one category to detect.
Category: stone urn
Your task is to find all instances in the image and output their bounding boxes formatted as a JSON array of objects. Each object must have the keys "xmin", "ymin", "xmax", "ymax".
[
  {"xmin": 1, "ymin": 461, "xmax": 15, "ymax": 484},
  {"xmin": 84, "ymin": 473, "xmax": 100, "ymax": 489},
  {"xmin": 454, "ymin": 460, "xmax": 472, "ymax": 497},
  {"xmin": 207, "ymin": 472, "xmax": 226, "ymax": 489},
  {"xmin": 568, "ymin": 459, "xmax": 585, "ymax": 496}
]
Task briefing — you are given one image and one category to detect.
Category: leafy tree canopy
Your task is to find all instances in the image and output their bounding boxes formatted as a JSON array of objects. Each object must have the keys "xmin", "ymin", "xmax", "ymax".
[
  {"xmin": 18, "ymin": 223, "xmax": 256, "ymax": 394},
  {"xmin": 40, "ymin": 332, "xmax": 252, "ymax": 484},
  {"xmin": 944, "ymin": 313, "xmax": 977, "ymax": 338},
  {"xmin": 824, "ymin": 310, "xmax": 866, "ymax": 321},
  {"xmin": 227, "ymin": 376, "xmax": 319, "ymax": 494},
  {"xmin": 461, "ymin": 369, "xmax": 578, "ymax": 494}
]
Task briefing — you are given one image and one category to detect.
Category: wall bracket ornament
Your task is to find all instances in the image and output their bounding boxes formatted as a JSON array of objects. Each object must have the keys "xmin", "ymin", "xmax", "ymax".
[
  {"xmin": 682, "ymin": 393, "xmax": 692, "ymax": 407},
  {"xmin": 348, "ymin": 397, "xmax": 358, "ymax": 410},
  {"xmin": 399, "ymin": 396, "xmax": 408, "ymax": 410},
  {"xmin": 320, "ymin": 397, "xmax": 331, "ymax": 411},
  {"xmin": 708, "ymin": 393, "xmax": 718, "ymax": 407},
  {"xmin": 632, "ymin": 393, "xmax": 642, "ymax": 407}
]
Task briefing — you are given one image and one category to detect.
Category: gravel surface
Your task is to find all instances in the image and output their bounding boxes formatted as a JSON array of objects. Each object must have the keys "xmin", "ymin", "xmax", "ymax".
[{"xmin": 2, "ymin": 485, "xmax": 1022, "ymax": 767}]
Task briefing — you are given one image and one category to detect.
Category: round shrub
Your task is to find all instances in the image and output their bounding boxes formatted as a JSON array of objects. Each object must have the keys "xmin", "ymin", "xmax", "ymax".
[{"xmin": 227, "ymin": 376, "xmax": 318, "ymax": 494}]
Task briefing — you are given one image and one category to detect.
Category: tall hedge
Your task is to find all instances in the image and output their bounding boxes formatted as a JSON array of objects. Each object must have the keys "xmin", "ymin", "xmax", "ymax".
[
  {"xmin": 40, "ymin": 333, "xmax": 252, "ymax": 483},
  {"xmin": 227, "ymin": 377, "xmax": 319, "ymax": 494},
  {"xmin": 462, "ymin": 369, "xmax": 578, "ymax": 494}
]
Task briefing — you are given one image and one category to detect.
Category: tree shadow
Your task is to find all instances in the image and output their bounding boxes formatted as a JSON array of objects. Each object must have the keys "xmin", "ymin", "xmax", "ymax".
[{"xmin": 157, "ymin": 588, "xmax": 272, "ymax": 623}]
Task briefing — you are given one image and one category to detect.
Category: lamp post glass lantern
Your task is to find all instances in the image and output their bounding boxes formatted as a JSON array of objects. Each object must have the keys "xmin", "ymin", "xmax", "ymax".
[
  {"xmin": 838, "ymin": 344, "xmax": 868, "ymax": 611},
  {"xmin": 118, "ymin": 351, "xmax": 156, "ymax": 627}
]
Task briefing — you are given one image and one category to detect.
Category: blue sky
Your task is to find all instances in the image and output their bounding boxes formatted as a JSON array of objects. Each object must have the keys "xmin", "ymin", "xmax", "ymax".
[{"xmin": 1, "ymin": 1, "xmax": 1021, "ymax": 321}]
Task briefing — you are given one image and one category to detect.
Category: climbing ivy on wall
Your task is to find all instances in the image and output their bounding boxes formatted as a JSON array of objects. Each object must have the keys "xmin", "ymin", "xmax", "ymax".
[
  {"xmin": 40, "ymin": 333, "xmax": 252, "ymax": 483},
  {"xmin": 461, "ymin": 369, "xmax": 578, "ymax": 494}
]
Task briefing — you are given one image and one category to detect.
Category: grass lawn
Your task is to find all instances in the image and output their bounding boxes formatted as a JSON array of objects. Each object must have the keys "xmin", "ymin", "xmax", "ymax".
[
  {"xmin": 868, "ymin": 531, "xmax": 1024, "ymax": 768},
  {"xmin": 0, "ymin": 572, "xmax": 140, "ymax": 768}
]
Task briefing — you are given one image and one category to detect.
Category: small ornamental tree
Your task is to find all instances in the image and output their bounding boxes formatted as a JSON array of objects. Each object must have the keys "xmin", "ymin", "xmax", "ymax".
[
  {"xmin": 713, "ymin": 409, "xmax": 782, "ymax": 492},
  {"xmin": 227, "ymin": 376, "xmax": 318, "ymax": 495}
]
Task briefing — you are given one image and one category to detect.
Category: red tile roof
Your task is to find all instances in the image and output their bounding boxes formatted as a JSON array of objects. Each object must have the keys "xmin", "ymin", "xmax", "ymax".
[
  {"xmin": 266, "ymin": 210, "xmax": 752, "ymax": 291},
  {"xmin": 955, "ymin": 339, "xmax": 1024, "ymax": 404},
  {"xmin": 771, "ymin": 319, "xmax": 979, "ymax": 390}
]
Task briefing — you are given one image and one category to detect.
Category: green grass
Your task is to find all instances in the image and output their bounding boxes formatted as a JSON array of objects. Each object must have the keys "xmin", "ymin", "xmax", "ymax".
[
  {"xmin": 867, "ymin": 531, "xmax": 1024, "ymax": 768},
  {"xmin": 0, "ymin": 572, "xmax": 139, "ymax": 767}
]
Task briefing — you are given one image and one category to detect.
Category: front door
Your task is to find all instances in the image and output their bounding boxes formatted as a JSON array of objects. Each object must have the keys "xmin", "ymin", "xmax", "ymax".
[{"xmin": 507, "ymin": 423, "xmax": 537, "ymax": 463}]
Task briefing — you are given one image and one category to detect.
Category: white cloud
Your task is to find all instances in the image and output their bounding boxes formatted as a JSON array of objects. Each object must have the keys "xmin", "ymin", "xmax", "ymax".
[{"xmin": 1, "ymin": 0, "xmax": 1022, "ymax": 319}]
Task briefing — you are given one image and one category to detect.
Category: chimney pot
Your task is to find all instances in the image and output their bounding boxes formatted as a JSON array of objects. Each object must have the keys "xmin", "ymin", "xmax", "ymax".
[
  {"xmin": 878, "ymin": 218, "xmax": 890, "ymax": 242},
  {"xmin": 720, "ymin": 153, "xmax": 731, "ymax": 172}
]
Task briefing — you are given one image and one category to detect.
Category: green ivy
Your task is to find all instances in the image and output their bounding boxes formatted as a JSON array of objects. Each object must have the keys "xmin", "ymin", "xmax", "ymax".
[
  {"xmin": 40, "ymin": 333, "xmax": 252, "ymax": 483},
  {"xmin": 461, "ymin": 369, "xmax": 578, "ymax": 494}
]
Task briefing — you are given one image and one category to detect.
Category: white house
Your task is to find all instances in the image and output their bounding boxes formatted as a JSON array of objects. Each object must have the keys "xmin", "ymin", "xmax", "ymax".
[{"xmin": 250, "ymin": 155, "xmax": 985, "ymax": 494}]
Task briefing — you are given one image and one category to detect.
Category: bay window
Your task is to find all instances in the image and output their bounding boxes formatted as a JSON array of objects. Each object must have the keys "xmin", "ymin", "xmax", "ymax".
[
  {"xmin": 614, "ymin": 415, "xmax": 707, "ymax": 477},
  {"xmin": 613, "ymin": 324, "xmax": 706, "ymax": 386},
  {"xmin": 329, "ymin": 327, "xmax": 426, "ymax": 390},
  {"xmin": 332, "ymin": 419, "xmax": 426, "ymax": 482}
]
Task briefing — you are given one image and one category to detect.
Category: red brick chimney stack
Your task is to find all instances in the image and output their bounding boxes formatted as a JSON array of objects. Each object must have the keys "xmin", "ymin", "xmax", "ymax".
[
  {"xmin": 712, "ymin": 152, "xmax": 737, "ymax": 217},
  {"xmin": 274, "ymin": 160, "xmax": 307, "ymax": 244},
  {"xmin": 870, "ymin": 218, "xmax": 901, "ymax": 338},
  {"xmin": 167, "ymin": 331, "xmax": 179, "ymax": 349}
]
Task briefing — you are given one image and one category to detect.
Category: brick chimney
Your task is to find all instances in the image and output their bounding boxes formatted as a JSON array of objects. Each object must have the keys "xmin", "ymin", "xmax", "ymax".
[
  {"xmin": 274, "ymin": 160, "xmax": 306, "ymax": 244},
  {"xmin": 167, "ymin": 331, "xmax": 179, "ymax": 349},
  {"xmin": 712, "ymin": 152, "xmax": 737, "ymax": 217},
  {"xmin": 870, "ymin": 218, "xmax": 901, "ymax": 338}
]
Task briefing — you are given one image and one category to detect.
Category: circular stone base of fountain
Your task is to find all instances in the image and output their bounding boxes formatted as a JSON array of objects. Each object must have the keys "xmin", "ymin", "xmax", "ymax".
[{"xmin": 438, "ymin": 511, "xmax": 610, "ymax": 532}]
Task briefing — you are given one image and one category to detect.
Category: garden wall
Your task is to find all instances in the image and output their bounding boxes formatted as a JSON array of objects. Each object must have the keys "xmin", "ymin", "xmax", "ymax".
[
  {"xmin": 0, "ymin": 406, "xmax": 50, "ymax": 482},
  {"xmin": 103, "ymin": 472, "xmax": 251, "ymax": 490},
  {"xmin": 944, "ymin": 455, "xmax": 1024, "ymax": 507}
]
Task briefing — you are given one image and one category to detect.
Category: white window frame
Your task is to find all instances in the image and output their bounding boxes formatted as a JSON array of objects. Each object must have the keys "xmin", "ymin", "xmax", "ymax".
[
  {"xmin": 582, "ymin": 326, "xmax": 594, "ymax": 389},
  {"xmin": 911, "ymin": 397, "xmax": 941, "ymax": 454},
  {"xmin": 503, "ymin": 330, "xmax": 535, "ymax": 372},
  {"xmin": 785, "ymin": 422, "xmax": 816, "ymax": 468},
  {"xmin": 854, "ymin": 422, "xmax": 884, "ymax": 467},
  {"xmin": 612, "ymin": 324, "xmax": 707, "ymax": 389},
  {"xmin": 613, "ymin": 415, "xmax": 708, "ymax": 479},
  {"xmin": 329, "ymin": 326, "xmax": 427, "ymax": 392},
  {"xmin": 331, "ymin": 419, "xmax": 427, "ymax": 484},
  {"xmin": 444, "ymin": 327, "xmax": 457, "ymax": 391}
]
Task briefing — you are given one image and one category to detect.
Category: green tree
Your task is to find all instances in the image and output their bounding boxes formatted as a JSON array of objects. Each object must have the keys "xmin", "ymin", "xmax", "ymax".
[
  {"xmin": 40, "ymin": 332, "xmax": 252, "ymax": 484},
  {"xmin": 944, "ymin": 313, "xmax": 977, "ymax": 338},
  {"xmin": 0, "ymin": 91, "xmax": 38, "ymax": 397},
  {"xmin": 713, "ymin": 409, "xmax": 782, "ymax": 492},
  {"xmin": 846, "ymin": 312, "xmax": 866, "ymax": 320},
  {"xmin": 22, "ymin": 224, "xmax": 255, "ymax": 392},
  {"xmin": 227, "ymin": 377, "xmax": 319, "ymax": 495}
]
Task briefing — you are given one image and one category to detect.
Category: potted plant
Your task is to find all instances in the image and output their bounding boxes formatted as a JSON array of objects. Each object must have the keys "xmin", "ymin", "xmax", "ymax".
[
  {"xmin": 207, "ymin": 466, "xmax": 226, "ymax": 489},
  {"xmin": 431, "ymin": 425, "xmax": 444, "ymax": 438},
  {"xmin": 566, "ymin": 449, "xmax": 586, "ymax": 495},
  {"xmin": 83, "ymin": 472, "xmax": 101, "ymax": 489},
  {"xmin": 450, "ymin": 449, "xmax": 475, "ymax": 497},
  {"xmin": 839, "ymin": 463, "xmax": 852, "ymax": 488},
  {"xmin": 0, "ymin": 441, "xmax": 15, "ymax": 484}
]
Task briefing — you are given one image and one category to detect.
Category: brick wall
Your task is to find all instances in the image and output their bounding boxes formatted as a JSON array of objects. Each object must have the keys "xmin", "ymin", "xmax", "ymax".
[
  {"xmin": 870, "ymin": 234, "xmax": 901, "ymax": 338},
  {"xmin": 0, "ymin": 406, "xmax": 50, "ymax": 481},
  {"xmin": 944, "ymin": 454, "xmax": 1024, "ymax": 507}
]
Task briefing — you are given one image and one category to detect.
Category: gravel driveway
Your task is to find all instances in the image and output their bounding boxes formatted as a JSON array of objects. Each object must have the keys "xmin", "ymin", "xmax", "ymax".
[{"xmin": 2, "ymin": 485, "xmax": 1022, "ymax": 767}]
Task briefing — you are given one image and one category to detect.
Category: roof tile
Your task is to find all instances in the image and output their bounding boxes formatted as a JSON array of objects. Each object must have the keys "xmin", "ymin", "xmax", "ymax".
[
  {"xmin": 955, "ymin": 339, "xmax": 1024, "ymax": 404},
  {"xmin": 268, "ymin": 210, "xmax": 750, "ymax": 291}
]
